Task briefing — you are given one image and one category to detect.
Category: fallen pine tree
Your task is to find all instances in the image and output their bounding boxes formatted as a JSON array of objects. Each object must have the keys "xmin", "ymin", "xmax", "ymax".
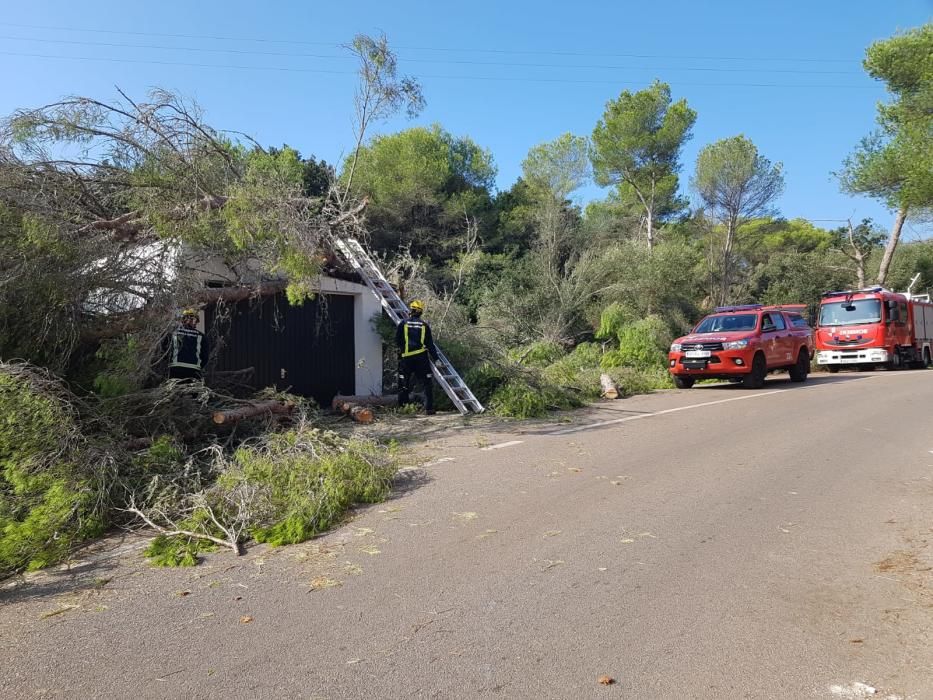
[{"xmin": 0, "ymin": 361, "xmax": 401, "ymax": 576}]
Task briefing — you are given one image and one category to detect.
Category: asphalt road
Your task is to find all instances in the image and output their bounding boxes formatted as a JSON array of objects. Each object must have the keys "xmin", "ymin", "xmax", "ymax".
[{"xmin": 2, "ymin": 372, "xmax": 932, "ymax": 699}]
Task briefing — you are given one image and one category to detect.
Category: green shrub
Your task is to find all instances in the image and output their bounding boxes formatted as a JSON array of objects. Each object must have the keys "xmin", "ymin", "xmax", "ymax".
[
  {"xmin": 509, "ymin": 341, "xmax": 566, "ymax": 368},
  {"xmin": 462, "ymin": 361, "xmax": 509, "ymax": 404},
  {"xmin": 539, "ymin": 343, "xmax": 609, "ymax": 402},
  {"xmin": 596, "ymin": 302, "xmax": 636, "ymax": 340},
  {"xmin": 602, "ymin": 316, "xmax": 671, "ymax": 371}
]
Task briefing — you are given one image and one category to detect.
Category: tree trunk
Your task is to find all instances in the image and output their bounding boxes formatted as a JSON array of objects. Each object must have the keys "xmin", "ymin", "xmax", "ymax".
[
  {"xmin": 847, "ymin": 220, "xmax": 866, "ymax": 288},
  {"xmin": 212, "ymin": 400, "xmax": 294, "ymax": 425},
  {"xmin": 196, "ymin": 280, "xmax": 288, "ymax": 305},
  {"xmin": 876, "ymin": 206, "xmax": 908, "ymax": 287},
  {"xmin": 645, "ymin": 207, "xmax": 654, "ymax": 251},
  {"xmin": 719, "ymin": 217, "xmax": 738, "ymax": 304}
]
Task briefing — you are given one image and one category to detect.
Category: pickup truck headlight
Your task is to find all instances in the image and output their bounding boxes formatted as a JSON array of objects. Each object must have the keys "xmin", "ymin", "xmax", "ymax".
[
  {"xmin": 670, "ymin": 343, "xmax": 682, "ymax": 352},
  {"xmin": 723, "ymin": 339, "xmax": 749, "ymax": 350}
]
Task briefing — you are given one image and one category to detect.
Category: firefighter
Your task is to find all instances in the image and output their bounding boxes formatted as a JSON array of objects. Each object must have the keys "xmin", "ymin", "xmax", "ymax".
[
  {"xmin": 168, "ymin": 308, "xmax": 209, "ymax": 381},
  {"xmin": 396, "ymin": 299, "xmax": 440, "ymax": 415}
]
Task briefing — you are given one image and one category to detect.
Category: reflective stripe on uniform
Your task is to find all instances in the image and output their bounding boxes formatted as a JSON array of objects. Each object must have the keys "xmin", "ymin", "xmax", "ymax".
[
  {"xmin": 170, "ymin": 329, "xmax": 203, "ymax": 369},
  {"xmin": 401, "ymin": 321, "xmax": 427, "ymax": 357}
]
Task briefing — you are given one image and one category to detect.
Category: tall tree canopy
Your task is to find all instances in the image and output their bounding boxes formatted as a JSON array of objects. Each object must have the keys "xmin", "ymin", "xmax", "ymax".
[
  {"xmin": 839, "ymin": 23, "xmax": 933, "ymax": 285},
  {"xmin": 344, "ymin": 124, "xmax": 496, "ymax": 262},
  {"xmin": 692, "ymin": 135, "xmax": 785, "ymax": 303},
  {"xmin": 590, "ymin": 81, "xmax": 696, "ymax": 249}
]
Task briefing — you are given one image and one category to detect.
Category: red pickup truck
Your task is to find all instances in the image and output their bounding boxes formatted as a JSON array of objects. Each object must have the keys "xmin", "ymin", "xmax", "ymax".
[{"xmin": 668, "ymin": 304, "xmax": 815, "ymax": 389}]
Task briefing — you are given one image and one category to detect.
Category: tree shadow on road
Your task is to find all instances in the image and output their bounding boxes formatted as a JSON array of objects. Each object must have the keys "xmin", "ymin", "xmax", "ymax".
[
  {"xmin": 0, "ymin": 533, "xmax": 146, "ymax": 606},
  {"xmin": 691, "ymin": 372, "xmax": 882, "ymax": 391}
]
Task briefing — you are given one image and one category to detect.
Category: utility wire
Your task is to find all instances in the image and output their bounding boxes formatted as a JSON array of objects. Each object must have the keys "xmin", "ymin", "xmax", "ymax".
[
  {"xmin": 0, "ymin": 50, "xmax": 875, "ymax": 89},
  {"xmin": 0, "ymin": 21, "xmax": 860, "ymax": 64},
  {"xmin": 0, "ymin": 35, "xmax": 862, "ymax": 76}
]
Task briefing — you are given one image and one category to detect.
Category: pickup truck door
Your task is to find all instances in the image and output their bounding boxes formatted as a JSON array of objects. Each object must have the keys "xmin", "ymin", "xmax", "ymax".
[
  {"xmin": 760, "ymin": 312, "xmax": 789, "ymax": 366},
  {"xmin": 775, "ymin": 312, "xmax": 797, "ymax": 364}
]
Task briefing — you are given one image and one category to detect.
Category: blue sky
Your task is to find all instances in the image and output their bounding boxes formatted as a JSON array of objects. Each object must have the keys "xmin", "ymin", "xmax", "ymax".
[{"xmin": 1, "ymin": 1, "xmax": 930, "ymax": 238}]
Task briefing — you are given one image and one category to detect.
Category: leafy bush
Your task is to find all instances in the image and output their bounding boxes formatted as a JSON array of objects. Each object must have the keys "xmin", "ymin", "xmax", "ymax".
[
  {"xmin": 510, "ymin": 341, "xmax": 566, "ymax": 368},
  {"xmin": 462, "ymin": 361, "xmax": 509, "ymax": 404},
  {"xmin": 602, "ymin": 315, "xmax": 671, "ymax": 371},
  {"xmin": 596, "ymin": 302, "xmax": 637, "ymax": 340}
]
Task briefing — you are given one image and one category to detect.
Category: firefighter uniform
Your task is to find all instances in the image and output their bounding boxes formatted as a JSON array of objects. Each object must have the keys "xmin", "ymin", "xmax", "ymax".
[
  {"xmin": 169, "ymin": 313, "xmax": 209, "ymax": 380},
  {"xmin": 395, "ymin": 309, "xmax": 438, "ymax": 414}
]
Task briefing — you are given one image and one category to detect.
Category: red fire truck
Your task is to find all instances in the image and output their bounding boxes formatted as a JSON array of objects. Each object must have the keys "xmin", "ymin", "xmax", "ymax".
[{"xmin": 815, "ymin": 286, "xmax": 933, "ymax": 372}]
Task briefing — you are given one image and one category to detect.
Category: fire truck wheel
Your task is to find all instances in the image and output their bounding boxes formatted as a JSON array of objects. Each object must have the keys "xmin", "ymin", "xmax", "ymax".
[
  {"xmin": 789, "ymin": 349, "xmax": 809, "ymax": 382},
  {"xmin": 742, "ymin": 353, "xmax": 767, "ymax": 389},
  {"xmin": 674, "ymin": 376, "xmax": 695, "ymax": 389},
  {"xmin": 924, "ymin": 348, "xmax": 931, "ymax": 369},
  {"xmin": 888, "ymin": 349, "xmax": 902, "ymax": 370}
]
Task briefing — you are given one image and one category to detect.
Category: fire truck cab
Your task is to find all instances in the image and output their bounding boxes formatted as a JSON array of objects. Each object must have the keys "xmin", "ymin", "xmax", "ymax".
[{"xmin": 815, "ymin": 286, "xmax": 933, "ymax": 372}]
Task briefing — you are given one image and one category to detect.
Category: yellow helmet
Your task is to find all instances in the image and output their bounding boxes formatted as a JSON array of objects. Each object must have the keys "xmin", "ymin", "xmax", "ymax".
[
  {"xmin": 408, "ymin": 299, "xmax": 425, "ymax": 313},
  {"xmin": 182, "ymin": 308, "xmax": 199, "ymax": 318}
]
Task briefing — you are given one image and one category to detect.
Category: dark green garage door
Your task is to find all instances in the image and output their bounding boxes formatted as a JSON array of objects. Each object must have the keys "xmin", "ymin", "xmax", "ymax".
[{"xmin": 207, "ymin": 293, "xmax": 355, "ymax": 406}]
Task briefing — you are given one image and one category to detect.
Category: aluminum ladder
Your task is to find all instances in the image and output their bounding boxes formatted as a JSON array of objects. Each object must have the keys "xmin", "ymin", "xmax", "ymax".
[{"xmin": 331, "ymin": 236, "xmax": 484, "ymax": 415}]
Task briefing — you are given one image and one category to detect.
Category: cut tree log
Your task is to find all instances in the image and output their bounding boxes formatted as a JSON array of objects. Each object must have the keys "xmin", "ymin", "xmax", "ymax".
[
  {"xmin": 600, "ymin": 373, "xmax": 620, "ymax": 400},
  {"xmin": 331, "ymin": 394, "xmax": 399, "ymax": 412},
  {"xmin": 349, "ymin": 405, "xmax": 374, "ymax": 424},
  {"xmin": 212, "ymin": 400, "xmax": 294, "ymax": 425}
]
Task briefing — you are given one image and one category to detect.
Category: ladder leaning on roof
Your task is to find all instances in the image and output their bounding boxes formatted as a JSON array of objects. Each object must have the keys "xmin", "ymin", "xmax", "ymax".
[{"xmin": 330, "ymin": 236, "xmax": 484, "ymax": 415}]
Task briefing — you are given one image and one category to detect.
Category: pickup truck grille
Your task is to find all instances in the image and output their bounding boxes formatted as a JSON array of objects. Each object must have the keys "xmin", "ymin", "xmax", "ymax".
[{"xmin": 681, "ymin": 341, "xmax": 724, "ymax": 351}]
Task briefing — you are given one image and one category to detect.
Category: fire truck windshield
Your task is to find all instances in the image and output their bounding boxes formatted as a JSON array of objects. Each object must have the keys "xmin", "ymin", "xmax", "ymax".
[
  {"xmin": 694, "ymin": 314, "xmax": 758, "ymax": 333},
  {"xmin": 818, "ymin": 299, "xmax": 882, "ymax": 326}
]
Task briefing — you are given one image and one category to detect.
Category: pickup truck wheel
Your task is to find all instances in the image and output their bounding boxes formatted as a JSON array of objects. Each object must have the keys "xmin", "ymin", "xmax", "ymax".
[
  {"xmin": 789, "ymin": 349, "xmax": 809, "ymax": 382},
  {"xmin": 742, "ymin": 353, "xmax": 767, "ymax": 389},
  {"xmin": 674, "ymin": 376, "xmax": 695, "ymax": 389}
]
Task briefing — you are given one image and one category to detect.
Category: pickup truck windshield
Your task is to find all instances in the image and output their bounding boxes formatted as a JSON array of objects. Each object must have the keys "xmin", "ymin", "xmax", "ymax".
[
  {"xmin": 818, "ymin": 299, "xmax": 882, "ymax": 326},
  {"xmin": 694, "ymin": 314, "xmax": 758, "ymax": 333}
]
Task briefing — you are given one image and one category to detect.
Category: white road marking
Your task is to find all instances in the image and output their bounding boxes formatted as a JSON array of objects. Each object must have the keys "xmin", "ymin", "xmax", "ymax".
[
  {"xmin": 548, "ymin": 390, "xmax": 787, "ymax": 436},
  {"xmin": 480, "ymin": 440, "xmax": 524, "ymax": 451},
  {"xmin": 421, "ymin": 457, "xmax": 455, "ymax": 467}
]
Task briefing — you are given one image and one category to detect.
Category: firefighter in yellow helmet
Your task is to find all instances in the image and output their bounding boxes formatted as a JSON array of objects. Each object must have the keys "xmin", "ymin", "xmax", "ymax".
[
  {"xmin": 395, "ymin": 299, "xmax": 439, "ymax": 414},
  {"xmin": 168, "ymin": 308, "xmax": 209, "ymax": 381}
]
